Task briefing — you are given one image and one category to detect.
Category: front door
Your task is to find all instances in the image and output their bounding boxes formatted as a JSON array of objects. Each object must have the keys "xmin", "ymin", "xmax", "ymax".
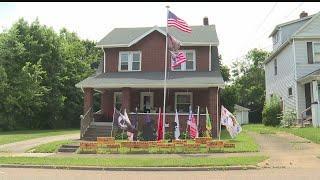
[{"xmin": 140, "ymin": 92, "xmax": 154, "ymax": 113}]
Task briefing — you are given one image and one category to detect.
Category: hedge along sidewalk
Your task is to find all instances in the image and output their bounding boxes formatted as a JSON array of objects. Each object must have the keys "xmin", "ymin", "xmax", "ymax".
[
  {"xmin": 243, "ymin": 124, "xmax": 320, "ymax": 144},
  {"xmin": 0, "ymin": 156, "xmax": 268, "ymax": 168},
  {"xmin": 0, "ymin": 129, "xmax": 79, "ymax": 145}
]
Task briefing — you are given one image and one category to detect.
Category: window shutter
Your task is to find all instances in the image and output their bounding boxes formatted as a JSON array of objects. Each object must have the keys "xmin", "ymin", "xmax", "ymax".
[{"xmin": 307, "ymin": 42, "xmax": 313, "ymax": 64}]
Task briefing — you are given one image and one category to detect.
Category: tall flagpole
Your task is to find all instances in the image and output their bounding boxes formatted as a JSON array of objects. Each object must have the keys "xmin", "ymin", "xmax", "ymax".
[{"xmin": 162, "ymin": 5, "xmax": 170, "ymax": 140}]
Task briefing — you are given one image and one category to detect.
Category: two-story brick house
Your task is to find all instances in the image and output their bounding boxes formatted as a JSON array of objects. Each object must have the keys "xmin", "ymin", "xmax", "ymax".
[
  {"xmin": 76, "ymin": 17, "xmax": 225, "ymax": 140},
  {"xmin": 264, "ymin": 11, "xmax": 320, "ymax": 127}
]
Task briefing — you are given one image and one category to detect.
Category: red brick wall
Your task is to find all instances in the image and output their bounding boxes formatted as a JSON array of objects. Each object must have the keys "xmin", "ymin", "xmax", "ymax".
[
  {"xmin": 83, "ymin": 88, "xmax": 93, "ymax": 114},
  {"xmin": 104, "ymin": 31, "xmax": 210, "ymax": 72}
]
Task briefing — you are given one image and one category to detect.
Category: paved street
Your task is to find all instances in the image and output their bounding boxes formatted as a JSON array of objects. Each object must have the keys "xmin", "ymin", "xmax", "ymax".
[{"xmin": 0, "ymin": 167, "xmax": 320, "ymax": 180}]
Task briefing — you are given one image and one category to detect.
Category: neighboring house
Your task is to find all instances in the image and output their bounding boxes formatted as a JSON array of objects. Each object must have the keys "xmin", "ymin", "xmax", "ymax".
[
  {"xmin": 234, "ymin": 105, "xmax": 250, "ymax": 125},
  {"xmin": 76, "ymin": 17, "xmax": 225, "ymax": 140},
  {"xmin": 264, "ymin": 11, "xmax": 320, "ymax": 127}
]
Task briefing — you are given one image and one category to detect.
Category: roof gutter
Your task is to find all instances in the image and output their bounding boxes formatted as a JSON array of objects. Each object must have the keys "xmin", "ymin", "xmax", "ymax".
[{"xmin": 263, "ymin": 39, "xmax": 291, "ymax": 64}]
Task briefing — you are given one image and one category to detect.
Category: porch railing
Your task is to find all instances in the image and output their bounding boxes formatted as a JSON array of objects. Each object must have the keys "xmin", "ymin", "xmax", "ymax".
[
  {"xmin": 80, "ymin": 107, "xmax": 93, "ymax": 139},
  {"xmin": 300, "ymin": 106, "xmax": 312, "ymax": 127}
]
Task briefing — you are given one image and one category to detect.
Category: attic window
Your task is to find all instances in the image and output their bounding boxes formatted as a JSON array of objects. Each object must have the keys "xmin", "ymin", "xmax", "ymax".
[{"xmin": 273, "ymin": 32, "xmax": 280, "ymax": 45}]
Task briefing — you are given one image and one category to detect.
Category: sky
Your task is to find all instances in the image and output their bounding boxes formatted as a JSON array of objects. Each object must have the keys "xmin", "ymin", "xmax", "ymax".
[{"xmin": 0, "ymin": 2, "xmax": 320, "ymax": 66}]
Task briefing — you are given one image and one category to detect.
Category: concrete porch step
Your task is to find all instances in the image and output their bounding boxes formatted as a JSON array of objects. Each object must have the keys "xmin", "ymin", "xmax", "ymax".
[{"xmin": 57, "ymin": 144, "xmax": 79, "ymax": 153}]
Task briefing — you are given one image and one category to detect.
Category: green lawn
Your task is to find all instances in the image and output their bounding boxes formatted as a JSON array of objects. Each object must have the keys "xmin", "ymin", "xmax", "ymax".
[
  {"xmin": 0, "ymin": 129, "xmax": 79, "ymax": 145},
  {"xmin": 244, "ymin": 124, "xmax": 320, "ymax": 144},
  {"xmin": 27, "ymin": 140, "xmax": 75, "ymax": 153},
  {"xmin": 0, "ymin": 156, "xmax": 267, "ymax": 167}
]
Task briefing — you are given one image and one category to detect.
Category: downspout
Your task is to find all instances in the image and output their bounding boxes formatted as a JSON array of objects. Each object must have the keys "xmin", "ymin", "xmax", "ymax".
[
  {"xmin": 102, "ymin": 47, "xmax": 106, "ymax": 73},
  {"xmin": 209, "ymin": 44, "xmax": 212, "ymax": 71},
  {"xmin": 292, "ymin": 38, "xmax": 299, "ymax": 118}
]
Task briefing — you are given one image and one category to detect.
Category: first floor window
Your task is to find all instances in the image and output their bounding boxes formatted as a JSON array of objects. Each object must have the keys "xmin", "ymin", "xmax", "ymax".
[
  {"xmin": 119, "ymin": 51, "xmax": 141, "ymax": 71},
  {"xmin": 114, "ymin": 92, "xmax": 122, "ymax": 110},
  {"xmin": 288, "ymin": 87, "xmax": 293, "ymax": 97},
  {"xmin": 175, "ymin": 92, "xmax": 193, "ymax": 113}
]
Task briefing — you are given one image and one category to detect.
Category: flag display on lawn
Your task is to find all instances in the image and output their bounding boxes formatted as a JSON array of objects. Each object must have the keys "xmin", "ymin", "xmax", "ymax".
[
  {"xmin": 205, "ymin": 107, "xmax": 212, "ymax": 137},
  {"xmin": 189, "ymin": 113, "xmax": 198, "ymax": 139},
  {"xmin": 157, "ymin": 108, "xmax": 164, "ymax": 141},
  {"xmin": 114, "ymin": 108, "xmax": 131, "ymax": 131},
  {"xmin": 221, "ymin": 106, "xmax": 242, "ymax": 138},
  {"xmin": 167, "ymin": 10, "xmax": 192, "ymax": 33},
  {"xmin": 174, "ymin": 109, "xmax": 180, "ymax": 140},
  {"xmin": 196, "ymin": 106, "xmax": 200, "ymax": 138}
]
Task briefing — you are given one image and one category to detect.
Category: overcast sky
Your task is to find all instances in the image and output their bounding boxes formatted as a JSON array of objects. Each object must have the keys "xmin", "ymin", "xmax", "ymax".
[{"xmin": 1, "ymin": 2, "xmax": 320, "ymax": 66}]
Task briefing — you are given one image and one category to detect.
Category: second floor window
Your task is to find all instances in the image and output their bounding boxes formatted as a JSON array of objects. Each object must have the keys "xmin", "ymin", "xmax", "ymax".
[
  {"xmin": 173, "ymin": 50, "xmax": 196, "ymax": 71},
  {"xmin": 313, "ymin": 43, "xmax": 320, "ymax": 62},
  {"xmin": 119, "ymin": 51, "xmax": 141, "ymax": 71}
]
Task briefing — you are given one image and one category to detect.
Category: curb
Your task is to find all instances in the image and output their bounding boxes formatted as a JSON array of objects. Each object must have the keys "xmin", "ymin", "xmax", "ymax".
[{"xmin": 0, "ymin": 164, "xmax": 261, "ymax": 171}]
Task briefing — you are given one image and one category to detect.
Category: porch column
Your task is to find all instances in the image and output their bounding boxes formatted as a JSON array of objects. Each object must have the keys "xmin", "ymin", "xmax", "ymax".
[
  {"xmin": 208, "ymin": 87, "xmax": 219, "ymax": 138},
  {"xmin": 101, "ymin": 89, "xmax": 113, "ymax": 120},
  {"xmin": 122, "ymin": 87, "xmax": 131, "ymax": 112},
  {"xmin": 312, "ymin": 81, "xmax": 320, "ymax": 127},
  {"xmin": 83, "ymin": 88, "xmax": 93, "ymax": 114}
]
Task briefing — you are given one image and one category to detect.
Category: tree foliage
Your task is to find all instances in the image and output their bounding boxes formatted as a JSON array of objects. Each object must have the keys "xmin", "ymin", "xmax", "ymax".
[
  {"xmin": 220, "ymin": 48, "xmax": 270, "ymax": 122},
  {"xmin": 0, "ymin": 18, "xmax": 101, "ymax": 130}
]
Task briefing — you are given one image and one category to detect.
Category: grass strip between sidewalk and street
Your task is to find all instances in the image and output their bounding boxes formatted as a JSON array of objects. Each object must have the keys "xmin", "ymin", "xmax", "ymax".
[
  {"xmin": 0, "ymin": 156, "xmax": 267, "ymax": 167},
  {"xmin": 27, "ymin": 140, "xmax": 75, "ymax": 153},
  {"xmin": 0, "ymin": 129, "xmax": 78, "ymax": 145}
]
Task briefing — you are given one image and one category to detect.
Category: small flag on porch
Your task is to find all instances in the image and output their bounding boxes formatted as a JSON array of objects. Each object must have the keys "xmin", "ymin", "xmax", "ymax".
[
  {"xmin": 174, "ymin": 109, "xmax": 180, "ymax": 140},
  {"xmin": 205, "ymin": 107, "xmax": 212, "ymax": 137},
  {"xmin": 221, "ymin": 106, "xmax": 242, "ymax": 138},
  {"xmin": 157, "ymin": 107, "xmax": 164, "ymax": 141},
  {"xmin": 168, "ymin": 10, "xmax": 192, "ymax": 33}
]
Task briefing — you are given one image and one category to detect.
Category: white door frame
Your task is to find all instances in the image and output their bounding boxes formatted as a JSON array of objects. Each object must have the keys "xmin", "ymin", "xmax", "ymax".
[{"xmin": 140, "ymin": 92, "xmax": 154, "ymax": 111}]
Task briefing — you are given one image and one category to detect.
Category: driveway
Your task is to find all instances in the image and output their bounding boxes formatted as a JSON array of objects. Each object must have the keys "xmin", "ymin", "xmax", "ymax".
[
  {"xmin": 0, "ymin": 133, "xmax": 79, "ymax": 153},
  {"xmin": 248, "ymin": 131, "xmax": 320, "ymax": 168}
]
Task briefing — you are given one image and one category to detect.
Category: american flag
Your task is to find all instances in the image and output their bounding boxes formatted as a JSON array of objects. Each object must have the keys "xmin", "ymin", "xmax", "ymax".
[
  {"xmin": 167, "ymin": 10, "xmax": 192, "ymax": 33},
  {"xmin": 170, "ymin": 50, "xmax": 186, "ymax": 68}
]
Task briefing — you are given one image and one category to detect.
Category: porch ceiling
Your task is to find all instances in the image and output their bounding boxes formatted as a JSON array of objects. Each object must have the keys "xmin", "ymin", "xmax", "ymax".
[{"xmin": 76, "ymin": 71, "xmax": 225, "ymax": 89}]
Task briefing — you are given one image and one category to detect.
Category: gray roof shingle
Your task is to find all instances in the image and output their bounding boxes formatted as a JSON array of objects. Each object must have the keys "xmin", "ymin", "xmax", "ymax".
[
  {"xmin": 75, "ymin": 71, "xmax": 224, "ymax": 89},
  {"xmin": 96, "ymin": 25, "xmax": 219, "ymax": 47}
]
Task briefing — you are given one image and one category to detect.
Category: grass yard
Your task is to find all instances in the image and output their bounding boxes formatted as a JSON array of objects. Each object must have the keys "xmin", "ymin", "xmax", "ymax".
[
  {"xmin": 27, "ymin": 140, "xmax": 75, "ymax": 153},
  {"xmin": 0, "ymin": 129, "xmax": 78, "ymax": 145},
  {"xmin": 244, "ymin": 124, "xmax": 320, "ymax": 144},
  {"xmin": 0, "ymin": 156, "xmax": 267, "ymax": 167}
]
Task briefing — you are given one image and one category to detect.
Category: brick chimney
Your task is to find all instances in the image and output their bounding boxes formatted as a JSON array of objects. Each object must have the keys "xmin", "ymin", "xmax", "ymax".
[
  {"xmin": 203, "ymin": 16, "xmax": 209, "ymax": 26},
  {"xmin": 300, "ymin": 11, "xmax": 308, "ymax": 19}
]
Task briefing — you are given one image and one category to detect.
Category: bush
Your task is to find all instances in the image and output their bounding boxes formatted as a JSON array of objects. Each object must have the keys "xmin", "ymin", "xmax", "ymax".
[
  {"xmin": 165, "ymin": 132, "xmax": 172, "ymax": 140},
  {"xmin": 262, "ymin": 95, "xmax": 282, "ymax": 126},
  {"xmin": 115, "ymin": 131, "xmax": 128, "ymax": 140},
  {"xmin": 280, "ymin": 109, "xmax": 296, "ymax": 127}
]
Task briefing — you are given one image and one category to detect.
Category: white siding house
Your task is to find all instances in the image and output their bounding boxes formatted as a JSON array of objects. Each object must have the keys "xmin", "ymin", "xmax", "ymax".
[{"xmin": 264, "ymin": 11, "xmax": 320, "ymax": 127}]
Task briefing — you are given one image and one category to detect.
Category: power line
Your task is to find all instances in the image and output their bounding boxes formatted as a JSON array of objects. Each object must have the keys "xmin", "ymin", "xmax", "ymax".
[{"xmin": 255, "ymin": 2, "xmax": 278, "ymax": 32}]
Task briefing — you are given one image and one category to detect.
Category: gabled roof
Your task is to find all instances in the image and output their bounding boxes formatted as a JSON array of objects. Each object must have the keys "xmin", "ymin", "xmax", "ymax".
[
  {"xmin": 96, "ymin": 25, "xmax": 219, "ymax": 48},
  {"xmin": 269, "ymin": 14, "xmax": 314, "ymax": 37}
]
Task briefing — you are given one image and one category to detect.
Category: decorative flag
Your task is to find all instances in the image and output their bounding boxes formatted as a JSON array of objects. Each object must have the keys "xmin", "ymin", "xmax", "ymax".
[
  {"xmin": 168, "ymin": 33, "xmax": 181, "ymax": 51},
  {"xmin": 174, "ymin": 109, "xmax": 180, "ymax": 140},
  {"xmin": 220, "ymin": 106, "xmax": 242, "ymax": 138},
  {"xmin": 196, "ymin": 106, "xmax": 200, "ymax": 138},
  {"xmin": 168, "ymin": 10, "xmax": 192, "ymax": 33},
  {"xmin": 205, "ymin": 107, "xmax": 212, "ymax": 137},
  {"xmin": 189, "ymin": 113, "xmax": 198, "ymax": 139},
  {"xmin": 187, "ymin": 105, "xmax": 192, "ymax": 125},
  {"xmin": 116, "ymin": 108, "xmax": 132, "ymax": 130},
  {"xmin": 157, "ymin": 108, "xmax": 164, "ymax": 141},
  {"xmin": 170, "ymin": 50, "xmax": 187, "ymax": 68}
]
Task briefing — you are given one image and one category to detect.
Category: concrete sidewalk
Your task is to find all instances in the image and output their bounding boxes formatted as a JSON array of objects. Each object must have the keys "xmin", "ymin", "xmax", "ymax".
[{"xmin": 0, "ymin": 133, "xmax": 79, "ymax": 153}]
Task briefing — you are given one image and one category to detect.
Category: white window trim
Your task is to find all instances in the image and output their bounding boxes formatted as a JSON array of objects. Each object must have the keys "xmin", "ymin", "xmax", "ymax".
[
  {"xmin": 140, "ymin": 92, "xmax": 154, "ymax": 111},
  {"xmin": 172, "ymin": 50, "xmax": 196, "ymax": 71},
  {"xmin": 118, "ymin": 51, "xmax": 142, "ymax": 72},
  {"xmin": 174, "ymin": 92, "xmax": 193, "ymax": 112},
  {"xmin": 114, "ymin": 92, "xmax": 122, "ymax": 109},
  {"xmin": 312, "ymin": 42, "xmax": 320, "ymax": 63}
]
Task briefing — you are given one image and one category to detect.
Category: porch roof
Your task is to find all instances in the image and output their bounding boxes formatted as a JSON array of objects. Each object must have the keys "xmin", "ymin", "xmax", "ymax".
[
  {"xmin": 298, "ymin": 68, "xmax": 320, "ymax": 84},
  {"xmin": 75, "ymin": 71, "xmax": 225, "ymax": 89}
]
